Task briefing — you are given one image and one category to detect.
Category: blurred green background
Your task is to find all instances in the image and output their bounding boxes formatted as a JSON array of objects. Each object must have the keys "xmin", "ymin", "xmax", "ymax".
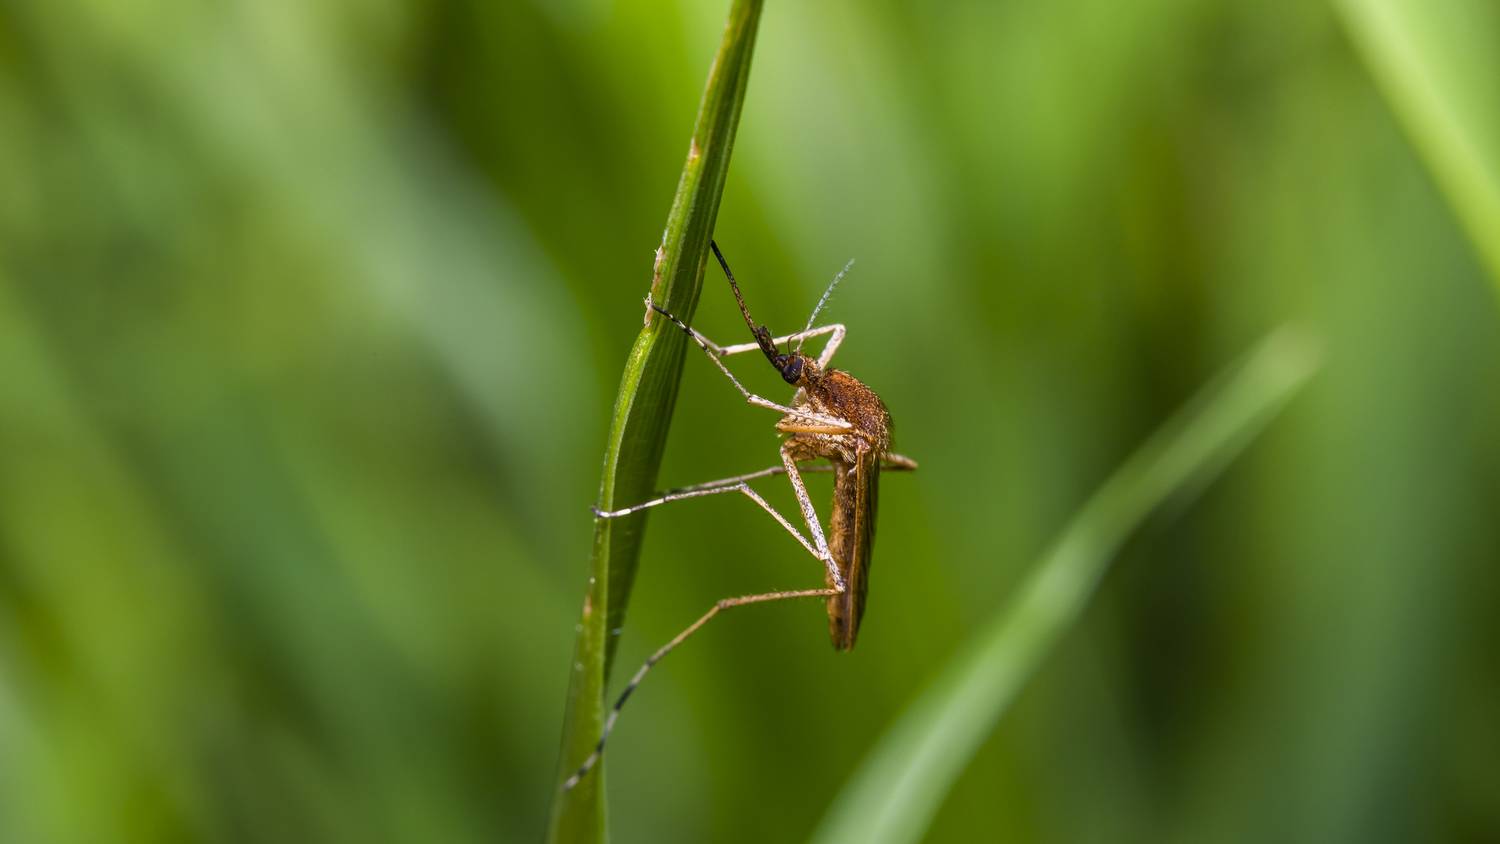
[{"xmin": 3, "ymin": 1, "xmax": 1498, "ymax": 842}]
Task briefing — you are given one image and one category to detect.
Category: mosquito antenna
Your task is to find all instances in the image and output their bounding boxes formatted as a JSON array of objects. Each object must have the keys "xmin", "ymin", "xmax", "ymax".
[
  {"xmin": 796, "ymin": 258, "xmax": 854, "ymax": 353},
  {"xmin": 711, "ymin": 239, "xmax": 758, "ymax": 335},
  {"xmin": 710, "ymin": 240, "xmax": 780, "ymax": 364}
]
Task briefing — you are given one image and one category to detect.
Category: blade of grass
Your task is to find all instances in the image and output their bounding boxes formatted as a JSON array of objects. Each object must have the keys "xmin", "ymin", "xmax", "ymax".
[
  {"xmin": 1333, "ymin": 0, "xmax": 1500, "ymax": 291},
  {"xmin": 547, "ymin": 2, "xmax": 764, "ymax": 840},
  {"xmin": 812, "ymin": 326, "xmax": 1322, "ymax": 844}
]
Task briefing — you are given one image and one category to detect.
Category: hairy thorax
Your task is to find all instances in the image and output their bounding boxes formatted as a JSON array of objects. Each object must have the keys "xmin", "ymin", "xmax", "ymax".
[{"xmin": 779, "ymin": 369, "xmax": 891, "ymax": 462}]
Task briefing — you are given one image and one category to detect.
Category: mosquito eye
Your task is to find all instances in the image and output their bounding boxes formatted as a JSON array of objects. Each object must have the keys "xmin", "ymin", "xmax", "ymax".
[{"xmin": 781, "ymin": 356, "xmax": 803, "ymax": 384}]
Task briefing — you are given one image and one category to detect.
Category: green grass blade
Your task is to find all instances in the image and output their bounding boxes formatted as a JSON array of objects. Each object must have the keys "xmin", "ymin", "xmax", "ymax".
[
  {"xmin": 811, "ymin": 326, "xmax": 1322, "ymax": 844},
  {"xmin": 1333, "ymin": 0, "xmax": 1500, "ymax": 290},
  {"xmin": 547, "ymin": 2, "xmax": 764, "ymax": 840}
]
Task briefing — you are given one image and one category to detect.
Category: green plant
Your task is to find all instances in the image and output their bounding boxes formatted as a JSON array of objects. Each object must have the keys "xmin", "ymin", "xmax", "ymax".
[
  {"xmin": 1334, "ymin": 0, "xmax": 1500, "ymax": 291},
  {"xmin": 547, "ymin": 2, "xmax": 764, "ymax": 841}
]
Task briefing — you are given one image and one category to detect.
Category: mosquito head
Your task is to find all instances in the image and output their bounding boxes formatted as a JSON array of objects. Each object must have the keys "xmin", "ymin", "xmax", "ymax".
[
  {"xmin": 775, "ymin": 352, "xmax": 816, "ymax": 386},
  {"xmin": 752, "ymin": 326, "xmax": 816, "ymax": 386}
]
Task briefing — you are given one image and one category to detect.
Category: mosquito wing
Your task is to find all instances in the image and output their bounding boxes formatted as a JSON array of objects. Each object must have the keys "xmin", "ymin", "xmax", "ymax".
[{"xmin": 827, "ymin": 444, "xmax": 880, "ymax": 651}]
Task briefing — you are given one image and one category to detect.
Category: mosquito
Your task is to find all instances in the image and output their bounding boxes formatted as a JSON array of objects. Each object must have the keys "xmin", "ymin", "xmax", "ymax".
[{"xmin": 562, "ymin": 240, "xmax": 917, "ymax": 791}]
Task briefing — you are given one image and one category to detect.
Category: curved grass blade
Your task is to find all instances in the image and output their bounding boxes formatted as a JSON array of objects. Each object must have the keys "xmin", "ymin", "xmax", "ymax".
[
  {"xmin": 811, "ymin": 326, "xmax": 1321, "ymax": 844},
  {"xmin": 1334, "ymin": 0, "xmax": 1500, "ymax": 291},
  {"xmin": 547, "ymin": 1, "xmax": 764, "ymax": 840}
]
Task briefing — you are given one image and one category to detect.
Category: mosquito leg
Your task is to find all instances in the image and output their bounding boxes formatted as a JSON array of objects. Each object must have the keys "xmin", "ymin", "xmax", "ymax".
[
  {"xmin": 561, "ymin": 584, "xmax": 838, "ymax": 792},
  {"xmin": 717, "ymin": 323, "xmax": 846, "ymax": 368},
  {"xmin": 882, "ymin": 453, "xmax": 919, "ymax": 471},
  {"xmin": 596, "ymin": 463, "xmax": 836, "ymax": 516},
  {"xmin": 650, "ymin": 304, "xmax": 851, "ymax": 430},
  {"xmin": 567, "ymin": 457, "xmax": 842, "ymax": 790},
  {"xmin": 594, "ymin": 475, "xmax": 828, "ymax": 561},
  {"xmin": 780, "ymin": 442, "xmax": 844, "ymax": 594},
  {"xmin": 812, "ymin": 323, "xmax": 846, "ymax": 369},
  {"xmin": 599, "ymin": 466, "xmax": 785, "ymax": 508},
  {"xmin": 716, "ymin": 325, "xmax": 831, "ymax": 356},
  {"xmin": 777, "ymin": 420, "xmax": 854, "ymax": 436}
]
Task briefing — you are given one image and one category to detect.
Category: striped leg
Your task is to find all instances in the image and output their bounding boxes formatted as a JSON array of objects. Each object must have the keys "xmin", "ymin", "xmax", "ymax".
[
  {"xmin": 716, "ymin": 322, "xmax": 846, "ymax": 369},
  {"xmin": 566, "ymin": 455, "xmax": 850, "ymax": 792},
  {"xmin": 593, "ymin": 464, "xmax": 838, "ymax": 561},
  {"xmin": 883, "ymin": 452, "xmax": 919, "ymax": 471},
  {"xmin": 649, "ymin": 303, "xmax": 851, "ymax": 431},
  {"xmin": 561, "ymin": 585, "xmax": 838, "ymax": 792}
]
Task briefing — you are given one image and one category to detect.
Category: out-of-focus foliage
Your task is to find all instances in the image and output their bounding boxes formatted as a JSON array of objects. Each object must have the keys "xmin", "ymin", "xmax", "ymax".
[
  {"xmin": 815, "ymin": 327, "xmax": 1321, "ymax": 844},
  {"xmin": 1, "ymin": 2, "xmax": 1496, "ymax": 843}
]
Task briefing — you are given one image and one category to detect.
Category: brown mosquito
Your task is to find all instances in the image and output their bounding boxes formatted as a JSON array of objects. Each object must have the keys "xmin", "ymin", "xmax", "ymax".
[{"xmin": 562, "ymin": 240, "xmax": 916, "ymax": 791}]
